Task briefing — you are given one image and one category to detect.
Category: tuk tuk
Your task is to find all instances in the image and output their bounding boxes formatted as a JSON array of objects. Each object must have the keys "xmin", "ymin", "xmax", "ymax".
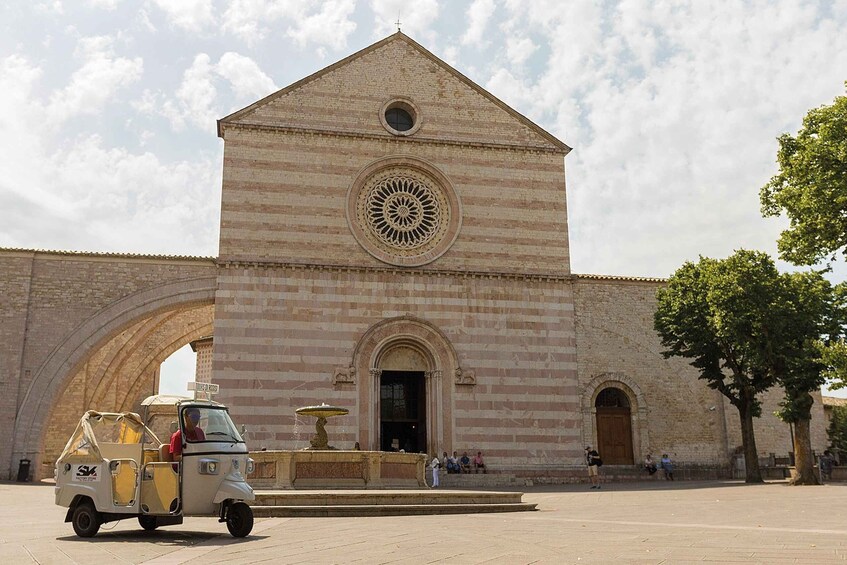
[{"xmin": 54, "ymin": 389, "xmax": 255, "ymax": 538}]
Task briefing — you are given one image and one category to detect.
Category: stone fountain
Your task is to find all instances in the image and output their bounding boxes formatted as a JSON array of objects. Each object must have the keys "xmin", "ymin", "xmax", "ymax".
[
  {"xmin": 295, "ymin": 403, "xmax": 349, "ymax": 450},
  {"xmin": 244, "ymin": 403, "xmax": 427, "ymax": 489}
]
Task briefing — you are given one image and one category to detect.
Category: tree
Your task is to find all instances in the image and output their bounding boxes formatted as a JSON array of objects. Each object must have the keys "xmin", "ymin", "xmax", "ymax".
[
  {"xmin": 827, "ymin": 405, "xmax": 847, "ymax": 456},
  {"xmin": 760, "ymin": 83, "xmax": 847, "ymax": 265},
  {"xmin": 770, "ymin": 272, "xmax": 846, "ymax": 484},
  {"xmin": 654, "ymin": 250, "xmax": 782, "ymax": 483}
]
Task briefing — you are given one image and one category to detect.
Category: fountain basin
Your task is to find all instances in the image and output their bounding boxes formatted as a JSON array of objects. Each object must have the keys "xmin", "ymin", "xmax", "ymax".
[
  {"xmin": 295, "ymin": 404, "xmax": 349, "ymax": 419},
  {"xmin": 246, "ymin": 450, "xmax": 427, "ymax": 489}
]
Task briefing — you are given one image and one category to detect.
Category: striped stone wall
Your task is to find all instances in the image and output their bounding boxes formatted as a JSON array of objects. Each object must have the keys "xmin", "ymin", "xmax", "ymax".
[{"xmin": 212, "ymin": 264, "xmax": 581, "ymax": 470}]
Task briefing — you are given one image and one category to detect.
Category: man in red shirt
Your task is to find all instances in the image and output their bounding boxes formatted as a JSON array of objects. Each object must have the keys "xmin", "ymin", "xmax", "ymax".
[{"xmin": 169, "ymin": 407, "xmax": 205, "ymax": 462}]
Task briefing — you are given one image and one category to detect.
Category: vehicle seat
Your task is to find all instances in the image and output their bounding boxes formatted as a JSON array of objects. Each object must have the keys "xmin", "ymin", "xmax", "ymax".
[{"xmin": 159, "ymin": 443, "xmax": 171, "ymax": 462}]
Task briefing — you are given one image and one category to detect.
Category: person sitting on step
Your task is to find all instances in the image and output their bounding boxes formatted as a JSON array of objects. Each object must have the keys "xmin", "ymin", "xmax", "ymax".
[
  {"xmin": 473, "ymin": 451, "xmax": 486, "ymax": 474},
  {"xmin": 460, "ymin": 451, "xmax": 472, "ymax": 473},
  {"xmin": 446, "ymin": 451, "xmax": 461, "ymax": 474}
]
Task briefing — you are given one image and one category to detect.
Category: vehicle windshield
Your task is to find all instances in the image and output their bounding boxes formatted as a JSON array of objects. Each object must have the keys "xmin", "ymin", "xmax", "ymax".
[{"xmin": 181, "ymin": 406, "xmax": 243, "ymax": 443}]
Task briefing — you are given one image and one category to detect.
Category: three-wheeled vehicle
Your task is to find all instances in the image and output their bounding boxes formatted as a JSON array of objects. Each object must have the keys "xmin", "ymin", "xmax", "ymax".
[{"xmin": 55, "ymin": 388, "xmax": 255, "ymax": 538}]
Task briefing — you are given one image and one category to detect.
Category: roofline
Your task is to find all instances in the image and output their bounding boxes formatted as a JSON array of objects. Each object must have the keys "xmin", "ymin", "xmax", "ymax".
[
  {"xmin": 217, "ymin": 32, "xmax": 572, "ymax": 154},
  {"xmin": 575, "ymin": 273, "xmax": 667, "ymax": 283},
  {"xmin": 0, "ymin": 246, "xmax": 216, "ymax": 262}
]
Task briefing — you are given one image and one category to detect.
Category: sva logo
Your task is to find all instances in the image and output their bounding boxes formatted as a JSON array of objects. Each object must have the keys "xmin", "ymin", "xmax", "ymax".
[{"xmin": 73, "ymin": 464, "xmax": 100, "ymax": 482}]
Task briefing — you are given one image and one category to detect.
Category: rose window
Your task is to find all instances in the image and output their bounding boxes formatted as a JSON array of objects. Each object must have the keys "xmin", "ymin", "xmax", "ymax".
[
  {"xmin": 347, "ymin": 159, "xmax": 461, "ymax": 267},
  {"xmin": 366, "ymin": 176, "xmax": 440, "ymax": 249}
]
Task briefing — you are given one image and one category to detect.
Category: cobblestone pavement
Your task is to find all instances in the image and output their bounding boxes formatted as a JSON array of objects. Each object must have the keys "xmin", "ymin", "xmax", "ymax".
[{"xmin": 1, "ymin": 480, "xmax": 846, "ymax": 564}]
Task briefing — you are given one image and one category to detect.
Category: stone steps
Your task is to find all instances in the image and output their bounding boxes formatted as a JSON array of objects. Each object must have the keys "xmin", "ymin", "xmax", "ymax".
[
  {"xmin": 250, "ymin": 489, "xmax": 536, "ymax": 517},
  {"xmin": 251, "ymin": 502, "xmax": 537, "ymax": 517},
  {"xmin": 438, "ymin": 473, "xmax": 519, "ymax": 488}
]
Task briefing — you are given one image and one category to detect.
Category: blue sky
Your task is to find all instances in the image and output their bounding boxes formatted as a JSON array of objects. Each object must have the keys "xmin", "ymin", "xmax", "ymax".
[{"xmin": 2, "ymin": 0, "xmax": 846, "ymax": 396}]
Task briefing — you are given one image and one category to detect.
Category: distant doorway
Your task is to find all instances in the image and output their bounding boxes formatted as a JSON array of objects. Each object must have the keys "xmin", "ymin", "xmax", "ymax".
[
  {"xmin": 595, "ymin": 387, "xmax": 634, "ymax": 464},
  {"xmin": 380, "ymin": 371, "xmax": 426, "ymax": 453}
]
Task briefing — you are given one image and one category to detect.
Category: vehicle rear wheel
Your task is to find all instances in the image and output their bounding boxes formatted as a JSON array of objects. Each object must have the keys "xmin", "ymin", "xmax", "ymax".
[
  {"xmin": 72, "ymin": 500, "xmax": 101, "ymax": 538},
  {"xmin": 138, "ymin": 515, "xmax": 158, "ymax": 531},
  {"xmin": 225, "ymin": 502, "xmax": 253, "ymax": 537}
]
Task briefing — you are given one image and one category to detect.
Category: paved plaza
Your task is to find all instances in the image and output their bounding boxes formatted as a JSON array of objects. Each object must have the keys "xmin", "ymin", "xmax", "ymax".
[{"xmin": 1, "ymin": 480, "xmax": 846, "ymax": 564}]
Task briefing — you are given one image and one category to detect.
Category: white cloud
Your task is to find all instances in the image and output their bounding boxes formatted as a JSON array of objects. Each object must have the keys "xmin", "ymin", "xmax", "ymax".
[
  {"xmin": 46, "ymin": 35, "xmax": 143, "ymax": 124},
  {"xmin": 87, "ymin": 0, "xmax": 118, "ymax": 10},
  {"xmin": 505, "ymin": 36, "xmax": 537, "ymax": 66},
  {"xmin": 221, "ymin": 0, "xmax": 357, "ymax": 51},
  {"xmin": 0, "ymin": 54, "xmax": 219, "ymax": 256},
  {"xmin": 160, "ymin": 53, "xmax": 218, "ymax": 132},
  {"xmin": 151, "ymin": 0, "xmax": 215, "ymax": 32},
  {"xmin": 286, "ymin": 0, "xmax": 357, "ymax": 52},
  {"xmin": 492, "ymin": 0, "xmax": 847, "ymax": 277},
  {"xmin": 461, "ymin": 0, "xmax": 495, "ymax": 47},
  {"xmin": 216, "ymin": 52, "xmax": 278, "ymax": 101},
  {"xmin": 221, "ymin": 0, "xmax": 305, "ymax": 46},
  {"xmin": 139, "ymin": 52, "xmax": 277, "ymax": 132}
]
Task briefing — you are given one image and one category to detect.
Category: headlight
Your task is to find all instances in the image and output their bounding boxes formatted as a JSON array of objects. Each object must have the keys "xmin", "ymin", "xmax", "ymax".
[
  {"xmin": 199, "ymin": 459, "xmax": 219, "ymax": 474},
  {"xmin": 246, "ymin": 458, "xmax": 255, "ymax": 475}
]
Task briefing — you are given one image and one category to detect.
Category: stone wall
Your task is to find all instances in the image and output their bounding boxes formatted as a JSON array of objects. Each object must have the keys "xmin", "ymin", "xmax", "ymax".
[
  {"xmin": 574, "ymin": 276, "xmax": 829, "ymax": 467},
  {"xmin": 0, "ymin": 249, "xmax": 216, "ymax": 479}
]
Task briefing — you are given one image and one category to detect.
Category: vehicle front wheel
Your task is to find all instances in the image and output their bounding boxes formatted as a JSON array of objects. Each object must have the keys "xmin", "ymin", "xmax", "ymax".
[
  {"xmin": 138, "ymin": 515, "xmax": 158, "ymax": 531},
  {"xmin": 72, "ymin": 501, "xmax": 101, "ymax": 538},
  {"xmin": 225, "ymin": 502, "xmax": 253, "ymax": 538}
]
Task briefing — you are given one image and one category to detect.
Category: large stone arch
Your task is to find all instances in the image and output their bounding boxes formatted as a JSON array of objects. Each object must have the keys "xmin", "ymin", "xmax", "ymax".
[
  {"xmin": 351, "ymin": 315, "xmax": 460, "ymax": 454},
  {"xmin": 581, "ymin": 372, "xmax": 649, "ymax": 463},
  {"xmin": 12, "ymin": 276, "xmax": 216, "ymax": 479}
]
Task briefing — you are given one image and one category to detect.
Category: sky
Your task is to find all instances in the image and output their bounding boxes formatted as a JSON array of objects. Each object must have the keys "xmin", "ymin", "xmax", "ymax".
[{"xmin": 2, "ymin": 1, "xmax": 847, "ymax": 396}]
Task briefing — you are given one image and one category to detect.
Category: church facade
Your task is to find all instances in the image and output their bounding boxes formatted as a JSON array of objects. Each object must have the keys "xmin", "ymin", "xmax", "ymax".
[{"xmin": 0, "ymin": 33, "xmax": 827, "ymax": 480}]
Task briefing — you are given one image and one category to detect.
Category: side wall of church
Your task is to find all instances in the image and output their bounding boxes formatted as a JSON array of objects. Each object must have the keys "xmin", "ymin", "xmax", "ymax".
[
  {"xmin": 213, "ymin": 265, "xmax": 581, "ymax": 470},
  {"xmin": 575, "ymin": 277, "xmax": 830, "ymax": 468}
]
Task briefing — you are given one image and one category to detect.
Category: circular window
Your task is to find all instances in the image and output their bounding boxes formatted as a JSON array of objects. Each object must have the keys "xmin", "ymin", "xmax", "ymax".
[
  {"xmin": 380, "ymin": 98, "xmax": 422, "ymax": 136},
  {"xmin": 347, "ymin": 157, "xmax": 461, "ymax": 267},
  {"xmin": 385, "ymin": 108, "xmax": 413, "ymax": 132},
  {"xmin": 366, "ymin": 174, "xmax": 441, "ymax": 249}
]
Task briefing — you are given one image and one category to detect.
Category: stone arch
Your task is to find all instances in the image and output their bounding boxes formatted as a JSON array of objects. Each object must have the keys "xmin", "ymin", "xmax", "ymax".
[
  {"xmin": 351, "ymin": 316, "xmax": 459, "ymax": 454},
  {"xmin": 12, "ymin": 276, "xmax": 217, "ymax": 478},
  {"xmin": 582, "ymin": 373, "xmax": 649, "ymax": 463}
]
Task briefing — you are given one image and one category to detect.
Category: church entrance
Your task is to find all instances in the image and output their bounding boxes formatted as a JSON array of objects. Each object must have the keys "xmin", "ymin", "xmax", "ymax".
[
  {"xmin": 595, "ymin": 387, "xmax": 634, "ymax": 464},
  {"xmin": 380, "ymin": 370, "xmax": 427, "ymax": 453}
]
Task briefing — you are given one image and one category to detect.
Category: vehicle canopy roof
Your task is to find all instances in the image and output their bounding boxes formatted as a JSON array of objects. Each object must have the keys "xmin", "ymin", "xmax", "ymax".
[
  {"xmin": 58, "ymin": 410, "xmax": 161, "ymax": 464},
  {"xmin": 140, "ymin": 394, "xmax": 224, "ymax": 408}
]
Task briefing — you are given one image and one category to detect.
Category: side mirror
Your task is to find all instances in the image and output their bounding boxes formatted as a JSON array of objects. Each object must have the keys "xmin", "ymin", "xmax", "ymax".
[{"xmin": 240, "ymin": 424, "xmax": 248, "ymax": 438}]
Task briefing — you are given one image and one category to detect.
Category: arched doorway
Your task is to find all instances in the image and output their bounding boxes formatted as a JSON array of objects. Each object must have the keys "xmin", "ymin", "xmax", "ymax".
[
  {"xmin": 377, "ymin": 344, "xmax": 429, "ymax": 453},
  {"xmin": 352, "ymin": 316, "xmax": 459, "ymax": 455},
  {"xmin": 595, "ymin": 387, "xmax": 634, "ymax": 464}
]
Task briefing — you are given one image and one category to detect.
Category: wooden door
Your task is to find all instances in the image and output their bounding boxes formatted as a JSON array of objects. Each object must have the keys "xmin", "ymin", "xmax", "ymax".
[{"xmin": 596, "ymin": 407, "xmax": 634, "ymax": 464}]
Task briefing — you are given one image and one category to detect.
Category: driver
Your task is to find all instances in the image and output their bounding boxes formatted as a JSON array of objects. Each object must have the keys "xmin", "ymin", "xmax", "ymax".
[{"xmin": 169, "ymin": 407, "xmax": 205, "ymax": 462}]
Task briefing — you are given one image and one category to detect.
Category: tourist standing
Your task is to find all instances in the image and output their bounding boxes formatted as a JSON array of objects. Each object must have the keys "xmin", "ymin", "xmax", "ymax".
[
  {"xmin": 660, "ymin": 453, "xmax": 674, "ymax": 480},
  {"xmin": 430, "ymin": 454, "xmax": 440, "ymax": 487},
  {"xmin": 585, "ymin": 446, "xmax": 601, "ymax": 489},
  {"xmin": 820, "ymin": 450, "xmax": 835, "ymax": 483}
]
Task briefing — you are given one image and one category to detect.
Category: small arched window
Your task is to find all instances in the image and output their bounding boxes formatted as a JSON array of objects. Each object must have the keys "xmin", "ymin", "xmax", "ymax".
[{"xmin": 595, "ymin": 387, "xmax": 630, "ymax": 408}]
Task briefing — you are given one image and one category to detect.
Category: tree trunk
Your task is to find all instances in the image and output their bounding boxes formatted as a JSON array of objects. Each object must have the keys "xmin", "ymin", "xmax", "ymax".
[
  {"xmin": 738, "ymin": 396, "xmax": 764, "ymax": 483},
  {"xmin": 789, "ymin": 417, "xmax": 819, "ymax": 485}
]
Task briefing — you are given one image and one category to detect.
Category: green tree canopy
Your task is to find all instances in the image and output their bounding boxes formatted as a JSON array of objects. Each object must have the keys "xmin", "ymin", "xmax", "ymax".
[
  {"xmin": 760, "ymin": 83, "xmax": 847, "ymax": 265},
  {"xmin": 655, "ymin": 250, "xmax": 783, "ymax": 483},
  {"xmin": 656, "ymin": 250, "xmax": 847, "ymax": 484}
]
